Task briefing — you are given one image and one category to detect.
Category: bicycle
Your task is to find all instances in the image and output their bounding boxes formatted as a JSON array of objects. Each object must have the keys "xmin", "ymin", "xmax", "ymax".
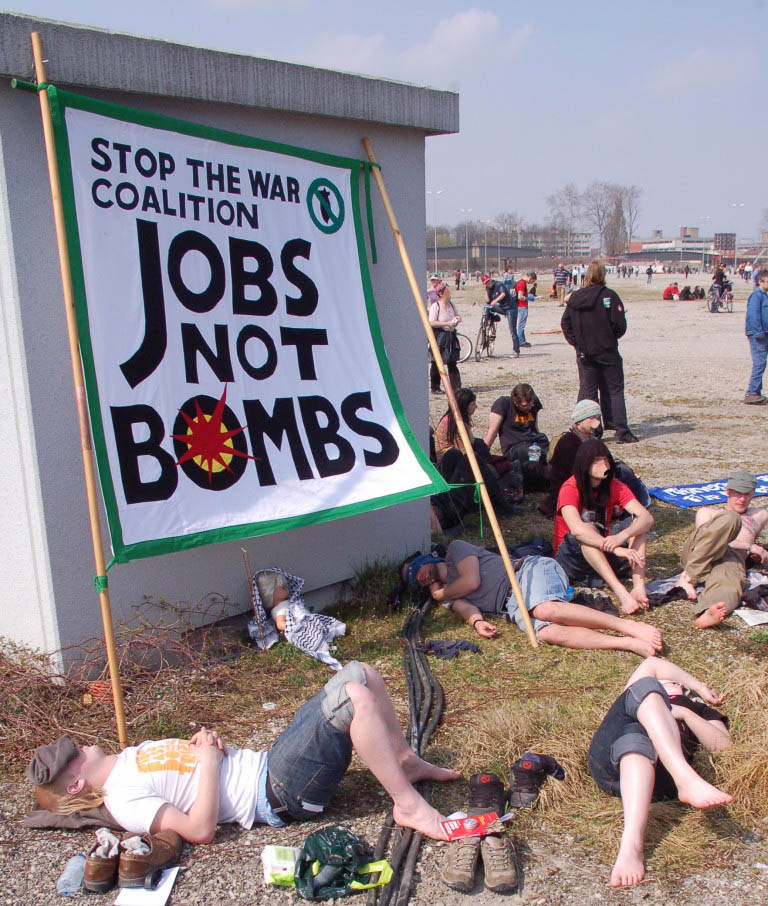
[
  {"xmin": 708, "ymin": 284, "xmax": 734, "ymax": 313},
  {"xmin": 475, "ymin": 305, "xmax": 500, "ymax": 360},
  {"xmin": 456, "ymin": 332, "xmax": 473, "ymax": 363}
]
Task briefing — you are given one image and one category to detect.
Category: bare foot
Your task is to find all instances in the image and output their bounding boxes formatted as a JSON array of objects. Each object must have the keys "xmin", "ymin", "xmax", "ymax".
[
  {"xmin": 618, "ymin": 588, "xmax": 641, "ymax": 615},
  {"xmin": 623, "ymin": 637, "xmax": 657, "ymax": 658},
  {"xmin": 677, "ymin": 573, "xmax": 698, "ymax": 601},
  {"xmin": 630, "ymin": 585, "xmax": 650, "ymax": 611},
  {"xmin": 676, "ymin": 775, "xmax": 733, "ymax": 809},
  {"xmin": 610, "ymin": 838, "xmax": 645, "ymax": 887},
  {"xmin": 392, "ymin": 799, "xmax": 448, "ymax": 840},
  {"xmin": 623, "ymin": 620, "xmax": 663, "ymax": 652},
  {"xmin": 695, "ymin": 603, "xmax": 729, "ymax": 629},
  {"xmin": 402, "ymin": 753, "xmax": 461, "ymax": 784}
]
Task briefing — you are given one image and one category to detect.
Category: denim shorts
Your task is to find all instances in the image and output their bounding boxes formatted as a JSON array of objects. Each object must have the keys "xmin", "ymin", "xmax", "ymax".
[
  {"xmin": 587, "ymin": 678, "xmax": 675, "ymax": 800},
  {"xmin": 266, "ymin": 661, "xmax": 367, "ymax": 821},
  {"xmin": 506, "ymin": 556, "xmax": 569, "ymax": 635},
  {"xmin": 555, "ymin": 516, "xmax": 633, "ymax": 585}
]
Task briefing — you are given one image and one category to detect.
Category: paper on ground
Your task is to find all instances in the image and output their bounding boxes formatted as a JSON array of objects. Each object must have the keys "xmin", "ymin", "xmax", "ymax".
[
  {"xmin": 113, "ymin": 867, "xmax": 179, "ymax": 906},
  {"xmin": 734, "ymin": 608, "xmax": 768, "ymax": 626}
]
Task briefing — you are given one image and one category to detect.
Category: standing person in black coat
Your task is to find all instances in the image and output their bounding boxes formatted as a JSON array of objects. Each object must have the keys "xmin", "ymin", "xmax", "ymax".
[{"xmin": 561, "ymin": 260, "xmax": 638, "ymax": 444}]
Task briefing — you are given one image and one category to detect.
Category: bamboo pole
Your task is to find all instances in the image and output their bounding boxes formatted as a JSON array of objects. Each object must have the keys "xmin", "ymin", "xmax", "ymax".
[
  {"xmin": 362, "ymin": 138, "xmax": 538, "ymax": 648},
  {"xmin": 31, "ymin": 32, "xmax": 129, "ymax": 744}
]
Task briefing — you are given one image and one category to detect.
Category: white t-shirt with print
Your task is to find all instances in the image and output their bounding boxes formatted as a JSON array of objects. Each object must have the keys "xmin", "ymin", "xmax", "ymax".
[{"xmin": 103, "ymin": 739, "xmax": 267, "ymax": 834}]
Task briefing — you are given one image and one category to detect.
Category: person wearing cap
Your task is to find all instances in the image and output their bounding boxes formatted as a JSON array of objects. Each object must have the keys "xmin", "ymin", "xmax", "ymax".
[
  {"xmin": 744, "ymin": 268, "xmax": 768, "ymax": 404},
  {"xmin": 677, "ymin": 470, "xmax": 768, "ymax": 628},
  {"xmin": 539, "ymin": 400, "xmax": 649, "ymax": 518},
  {"xmin": 399, "ymin": 544, "xmax": 662, "ymax": 656},
  {"xmin": 26, "ymin": 664, "xmax": 459, "ymax": 844},
  {"xmin": 427, "ymin": 274, "xmax": 443, "ymax": 307}
]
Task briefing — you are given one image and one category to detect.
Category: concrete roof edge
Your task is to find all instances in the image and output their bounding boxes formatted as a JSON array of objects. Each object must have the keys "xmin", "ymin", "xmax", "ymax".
[{"xmin": 0, "ymin": 12, "xmax": 459, "ymax": 134}]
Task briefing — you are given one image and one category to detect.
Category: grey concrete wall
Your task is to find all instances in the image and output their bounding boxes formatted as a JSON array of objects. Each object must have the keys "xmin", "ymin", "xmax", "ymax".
[{"xmin": 0, "ymin": 15, "xmax": 458, "ymax": 664}]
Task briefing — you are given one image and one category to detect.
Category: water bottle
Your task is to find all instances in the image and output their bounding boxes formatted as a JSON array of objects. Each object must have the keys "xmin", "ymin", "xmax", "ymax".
[
  {"xmin": 528, "ymin": 442, "xmax": 541, "ymax": 463},
  {"xmin": 565, "ymin": 586, "xmax": 575, "ymax": 602},
  {"xmin": 57, "ymin": 854, "xmax": 85, "ymax": 897}
]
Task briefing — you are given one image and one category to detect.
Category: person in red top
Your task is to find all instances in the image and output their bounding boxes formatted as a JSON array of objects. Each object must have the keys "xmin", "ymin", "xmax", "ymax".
[
  {"xmin": 515, "ymin": 271, "xmax": 536, "ymax": 347},
  {"xmin": 554, "ymin": 439, "xmax": 654, "ymax": 614},
  {"xmin": 662, "ymin": 282, "xmax": 679, "ymax": 300}
]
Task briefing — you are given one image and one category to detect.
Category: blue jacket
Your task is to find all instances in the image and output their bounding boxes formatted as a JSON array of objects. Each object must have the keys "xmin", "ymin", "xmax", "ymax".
[{"xmin": 745, "ymin": 288, "xmax": 768, "ymax": 338}]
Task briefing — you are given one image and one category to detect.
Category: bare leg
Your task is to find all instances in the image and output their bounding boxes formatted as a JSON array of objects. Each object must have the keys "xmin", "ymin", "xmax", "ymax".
[
  {"xmin": 533, "ymin": 601, "xmax": 662, "ymax": 652},
  {"xmin": 677, "ymin": 571, "xmax": 698, "ymax": 601},
  {"xmin": 694, "ymin": 602, "xmax": 729, "ymax": 629},
  {"xmin": 346, "ymin": 679, "xmax": 454, "ymax": 840},
  {"xmin": 612, "ymin": 754, "xmax": 653, "ymax": 887},
  {"xmin": 580, "ymin": 545, "xmax": 639, "ymax": 614},
  {"xmin": 360, "ymin": 666, "xmax": 460, "ymax": 784},
  {"xmin": 538, "ymin": 623, "xmax": 656, "ymax": 656},
  {"xmin": 628, "ymin": 535, "xmax": 649, "ymax": 609},
  {"xmin": 634, "ymin": 693, "xmax": 732, "ymax": 808}
]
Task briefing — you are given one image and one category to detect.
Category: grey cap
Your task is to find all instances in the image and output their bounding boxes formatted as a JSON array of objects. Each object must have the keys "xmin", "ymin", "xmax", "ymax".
[
  {"xmin": 572, "ymin": 399, "xmax": 602, "ymax": 424},
  {"xmin": 25, "ymin": 735, "xmax": 79, "ymax": 785},
  {"xmin": 727, "ymin": 470, "xmax": 756, "ymax": 494}
]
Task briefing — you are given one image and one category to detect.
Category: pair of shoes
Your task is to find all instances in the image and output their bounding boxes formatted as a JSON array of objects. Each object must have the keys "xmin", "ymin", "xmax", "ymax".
[
  {"xmin": 615, "ymin": 431, "xmax": 639, "ymax": 444},
  {"xmin": 441, "ymin": 773, "xmax": 517, "ymax": 894},
  {"xmin": 84, "ymin": 830, "xmax": 183, "ymax": 893},
  {"xmin": 508, "ymin": 754, "xmax": 566, "ymax": 808},
  {"xmin": 744, "ymin": 394, "xmax": 768, "ymax": 405}
]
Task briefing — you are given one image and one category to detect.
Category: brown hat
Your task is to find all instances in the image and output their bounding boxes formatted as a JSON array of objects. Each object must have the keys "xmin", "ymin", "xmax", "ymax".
[{"xmin": 25, "ymin": 735, "xmax": 78, "ymax": 785}]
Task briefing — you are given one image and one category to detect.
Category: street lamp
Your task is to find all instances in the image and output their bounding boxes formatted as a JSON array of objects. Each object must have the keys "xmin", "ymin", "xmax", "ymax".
[
  {"xmin": 426, "ymin": 188, "xmax": 443, "ymax": 276},
  {"xmin": 731, "ymin": 203, "xmax": 745, "ymax": 271},
  {"xmin": 698, "ymin": 215, "xmax": 711, "ymax": 269},
  {"xmin": 460, "ymin": 208, "xmax": 472, "ymax": 278},
  {"xmin": 481, "ymin": 219, "xmax": 491, "ymax": 275}
]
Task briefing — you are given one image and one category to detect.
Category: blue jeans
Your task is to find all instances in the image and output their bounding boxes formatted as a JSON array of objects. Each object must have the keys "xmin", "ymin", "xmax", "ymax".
[
  {"xmin": 267, "ymin": 661, "xmax": 366, "ymax": 821},
  {"xmin": 506, "ymin": 555, "xmax": 569, "ymax": 635},
  {"xmin": 504, "ymin": 305, "xmax": 520, "ymax": 355},
  {"xmin": 747, "ymin": 334, "xmax": 768, "ymax": 396},
  {"xmin": 517, "ymin": 306, "xmax": 529, "ymax": 344}
]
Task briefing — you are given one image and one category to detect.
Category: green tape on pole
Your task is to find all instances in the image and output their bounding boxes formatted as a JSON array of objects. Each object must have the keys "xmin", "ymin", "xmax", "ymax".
[{"xmin": 93, "ymin": 575, "xmax": 108, "ymax": 593}]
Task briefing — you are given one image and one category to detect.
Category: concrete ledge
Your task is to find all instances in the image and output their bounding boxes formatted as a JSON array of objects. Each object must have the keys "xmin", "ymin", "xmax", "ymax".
[{"xmin": 0, "ymin": 12, "xmax": 459, "ymax": 135}]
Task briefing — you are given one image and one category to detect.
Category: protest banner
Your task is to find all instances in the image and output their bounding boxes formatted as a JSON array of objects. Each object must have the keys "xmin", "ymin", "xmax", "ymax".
[
  {"xmin": 649, "ymin": 474, "xmax": 768, "ymax": 508},
  {"xmin": 48, "ymin": 89, "xmax": 448, "ymax": 564}
]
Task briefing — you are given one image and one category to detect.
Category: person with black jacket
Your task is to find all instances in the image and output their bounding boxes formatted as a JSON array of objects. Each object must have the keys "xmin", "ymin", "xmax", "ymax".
[
  {"xmin": 561, "ymin": 260, "xmax": 638, "ymax": 444},
  {"xmin": 481, "ymin": 274, "xmax": 519, "ymax": 357}
]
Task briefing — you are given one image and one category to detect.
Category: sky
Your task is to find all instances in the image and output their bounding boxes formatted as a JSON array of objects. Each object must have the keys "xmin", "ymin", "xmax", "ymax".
[{"xmin": 6, "ymin": 0, "xmax": 767, "ymax": 239}]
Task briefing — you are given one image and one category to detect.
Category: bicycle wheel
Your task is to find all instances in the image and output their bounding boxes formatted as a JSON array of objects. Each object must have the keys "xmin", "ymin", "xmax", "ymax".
[
  {"xmin": 726, "ymin": 297, "xmax": 734, "ymax": 313},
  {"xmin": 708, "ymin": 294, "xmax": 718, "ymax": 313},
  {"xmin": 475, "ymin": 322, "xmax": 486, "ymax": 361},
  {"xmin": 457, "ymin": 332, "xmax": 473, "ymax": 363},
  {"xmin": 486, "ymin": 322, "xmax": 496, "ymax": 357}
]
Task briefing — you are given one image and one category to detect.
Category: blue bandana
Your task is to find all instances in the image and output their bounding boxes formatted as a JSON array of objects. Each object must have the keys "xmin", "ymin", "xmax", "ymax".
[{"xmin": 403, "ymin": 554, "xmax": 444, "ymax": 587}]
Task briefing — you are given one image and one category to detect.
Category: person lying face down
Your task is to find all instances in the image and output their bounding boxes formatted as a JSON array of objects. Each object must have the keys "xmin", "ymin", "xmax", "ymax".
[
  {"xmin": 27, "ymin": 663, "xmax": 459, "ymax": 844},
  {"xmin": 588, "ymin": 657, "xmax": 732, "ymax": 889},
  {"xmin": 399, "ymin": 542, "xmax": 662, "ymax": 657}
]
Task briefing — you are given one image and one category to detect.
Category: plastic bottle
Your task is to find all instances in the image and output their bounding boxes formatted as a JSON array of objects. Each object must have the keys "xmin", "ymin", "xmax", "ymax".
[
  {"xmin": 56, "ymin": 854, "xmax": 85, "ymax": 897},
  {"xmin": 565, "ymin": 586, "xmax": 575, "ymax": 602},
  {"xmin": 528, "ymin": 442, "xmax": 541, "ymax": 463}
]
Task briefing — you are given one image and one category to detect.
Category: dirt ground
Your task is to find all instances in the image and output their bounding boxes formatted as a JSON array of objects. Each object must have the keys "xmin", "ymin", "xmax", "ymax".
[{"xmin": 433, "ymin": 270, "xmax": 763, "ymax": 485}]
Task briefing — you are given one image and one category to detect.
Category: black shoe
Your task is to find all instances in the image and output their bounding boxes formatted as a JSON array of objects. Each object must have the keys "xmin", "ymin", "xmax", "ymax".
[
  {"xmin": 468, "ymin": 772, "xmax": 507, "ymax": 817},
  {"xmin": 615, "ymin": 431, "xmax": 639, "ymax": 444},
  {"xmin": 508, "ymin": 754, "xmax": 565, "ymax": 808}
]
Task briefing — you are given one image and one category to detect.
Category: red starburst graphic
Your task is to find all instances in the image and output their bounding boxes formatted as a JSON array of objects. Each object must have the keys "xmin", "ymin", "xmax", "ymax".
[{"xmin": 172, "ymin": 387, "xmax": 254, "ymax": 483}]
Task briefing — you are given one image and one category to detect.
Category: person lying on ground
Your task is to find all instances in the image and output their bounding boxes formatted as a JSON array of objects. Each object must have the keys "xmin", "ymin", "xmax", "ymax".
[
  {"xmin": 27, "ymin": 662, "xmax": 458, "ymax": 844},
  {"xmin": 484, "ymin": 382, "xmax": 549, "ymax": 491},
  {"xmin": 539, "ymin": 400, "xmax": 648, "ymax": 518},
  {"xmin": 399, "ymin": 542, "xmax": 662, "ymax": 656},
  {"xmin": 588, "ymin": 656, "xmax": 732, "ymax": 888},
  {"xmin": 554, "ymin": 440, "xmax": 653, "ymax": 615},
  {"xmin": 677, "ymin": 469, "xmax": 768, "ymax": 629}
]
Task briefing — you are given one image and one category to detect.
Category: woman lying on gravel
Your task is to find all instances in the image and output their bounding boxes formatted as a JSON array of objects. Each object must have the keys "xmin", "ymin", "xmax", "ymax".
[
  {"xmin": 27, "ymin": 662, "xmax": 458, "ymax": 844},
  {"xmin": 588, "ymin": 657, "xmax": 732, "ymax": 888}
]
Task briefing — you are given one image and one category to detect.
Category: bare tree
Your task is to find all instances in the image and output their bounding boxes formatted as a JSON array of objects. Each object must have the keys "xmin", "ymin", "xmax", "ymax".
[
  {"xmin": 604, "ymin": 192, "xmax": 628, "ymax": 257},
  {"xmin": 494, "ymin": 211, "xmax": 524, "ymax": 245},
  {"xmin": 581, "ymin": 181, "xmax": 616, "ymax": 254},
  {"xmin": 760, "ymin": 208, "xmax": 768, "ymax": 233},
  {"xmin": 546, "ymin": 183, "xmax": 582, "ymax": 231},
  {"xmin": 621, "ymin": 185, "xmax": 642, "ymax": 247}
]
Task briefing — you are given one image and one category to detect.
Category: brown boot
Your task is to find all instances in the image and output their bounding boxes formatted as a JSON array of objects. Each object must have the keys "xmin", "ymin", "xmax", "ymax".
[
  {"xmin": 118, "ymin": 830, "xmax": 183, "ymax": 889},
  {"xmin": 83, "ymin": 840, "xmax": 120, "ymax": 893},
  {"xmin": 480, "ymin": 833, "xmax": 518, "ymax": 893},
  {"xmin": 441, "ymin": 836, "xmax": 481, "ymax": 892}
]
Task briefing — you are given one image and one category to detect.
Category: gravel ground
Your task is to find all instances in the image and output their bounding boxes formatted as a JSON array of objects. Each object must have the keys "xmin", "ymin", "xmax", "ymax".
[{"xmin": 3, "ymin": 271, "xmax": 768, "ymax": 906}]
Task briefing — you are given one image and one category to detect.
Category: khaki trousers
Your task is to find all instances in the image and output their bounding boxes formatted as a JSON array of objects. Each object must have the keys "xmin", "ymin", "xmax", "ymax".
[
  {"xmin": 556, "ymin": 284, "xmax": 567, "ymax": 305},
  {"xmin": 680, "ymin": 510, "xmax": 747, "ymax": 615}
]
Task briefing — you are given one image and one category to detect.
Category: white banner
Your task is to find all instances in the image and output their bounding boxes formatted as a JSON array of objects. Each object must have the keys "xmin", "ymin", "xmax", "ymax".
[{"xmin": 52, "ymin": 92, "xmax": 444, "ymax": 562}]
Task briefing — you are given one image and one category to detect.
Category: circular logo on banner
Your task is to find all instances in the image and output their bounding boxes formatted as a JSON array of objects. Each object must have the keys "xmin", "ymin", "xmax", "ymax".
[{"xmin": 306, "ymin": 178, "xmax": 345, "ymax": 234}]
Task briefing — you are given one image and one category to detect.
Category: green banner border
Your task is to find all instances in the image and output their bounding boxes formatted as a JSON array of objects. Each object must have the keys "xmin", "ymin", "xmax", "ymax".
[{"xmin": 48, "ymin": 86, "xmax": 447, "ymax": 564}]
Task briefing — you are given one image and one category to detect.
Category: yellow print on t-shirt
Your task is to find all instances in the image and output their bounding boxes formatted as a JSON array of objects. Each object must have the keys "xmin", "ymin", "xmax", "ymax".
[{"xmin": 137, "ymin": 740, "xmax": 196, "ymax": 775}]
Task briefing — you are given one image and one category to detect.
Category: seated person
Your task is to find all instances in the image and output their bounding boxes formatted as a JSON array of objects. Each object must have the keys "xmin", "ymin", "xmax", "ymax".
[
  {"xmin": 692, "ymin": 285, "xmax": 705, "ymax": 299},
  {"xmin": 27, "ymin": 663, "xmax": 458, "ymax": 843},
  {"xmin": 399, "ymin": 542, "xmax": 662, "ymax": 656},
  {"xmin": 678, "ymin": 285, "xmax": 692, "ymax": 301},
  {"xmin": 662, "ymin": 282, "xmax": 679, "ymax": 300},
  {"xmin": 554, "ymin": 440, "xmax": 653, "ymax": 614},
  {"xmin": 540, "ymin": 400, "xmax": 649, "ymax": 518},
  {"xmin": 485, "ymin": 383, "xmax": 549, "ymax": 490},
  {"xmin": 430, "ymin": 389, "xmax": 522, "ymax": 529},
  {"xmin": 588, "ymin": 657, "xmax": 732, "ymax": 888},
  {"xmin": 677, "ymin": 470, "xmax": 768, "ymax": 629}
]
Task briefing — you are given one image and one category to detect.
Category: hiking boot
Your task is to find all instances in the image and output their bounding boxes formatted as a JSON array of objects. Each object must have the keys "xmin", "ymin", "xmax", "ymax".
[
  {"xmin": 508, "ymin": 754, "xmax": 565, "ymax": 808},
  {"xmin": 118, "ymin": 830, "xmax": 183, "ymax": 889},
  {"xmin": 468, "ymin": 772, "xmax": 507, "ymax": 816},
  {"xmin": 744, "ymin": 394, "xmax": 768, "ymax": 405},
  {"xmin": 480, "ymin": 833, "xmax": 518, "ymax": 893},
  {"xmin": 441, "ymin": 837, "xmax": 481, "ymax": 892},
  {"xmin": 84, "ymin": 840, "xmax": 120, "ymax": 893}
]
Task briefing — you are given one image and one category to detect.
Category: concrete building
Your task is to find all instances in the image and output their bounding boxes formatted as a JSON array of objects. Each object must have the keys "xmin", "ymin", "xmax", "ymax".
[{"xmin": 0, "ymin": 13, "xmax": 459, "ymax": 665}]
